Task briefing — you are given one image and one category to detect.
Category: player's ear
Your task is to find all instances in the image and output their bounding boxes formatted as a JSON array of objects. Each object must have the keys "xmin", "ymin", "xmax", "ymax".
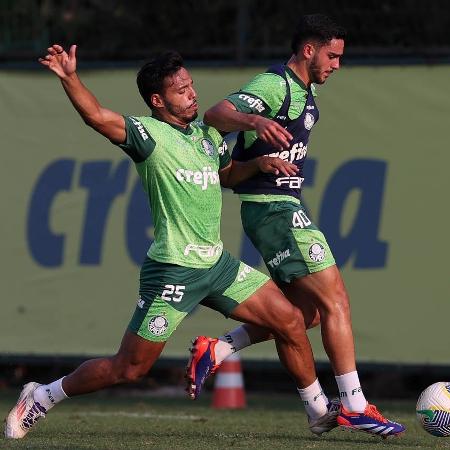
[
  {"xmin": 303, "ymin": 43, "xmax": 315, "ymax": 60},
  {"xmin": 151, "ymin": 93, "xmax": 164, "ymax": 109}
]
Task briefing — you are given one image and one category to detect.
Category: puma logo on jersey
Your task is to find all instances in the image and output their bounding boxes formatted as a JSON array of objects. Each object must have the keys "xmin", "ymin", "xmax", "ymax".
[{"xmin": 130, "ymin": 117, "xmax": 149, "ymax": 141}]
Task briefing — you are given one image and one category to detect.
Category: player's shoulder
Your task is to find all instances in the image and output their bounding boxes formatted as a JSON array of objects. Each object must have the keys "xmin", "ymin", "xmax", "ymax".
[
  {"xmin": 127, "ymin": 115, "xmax": 181, "ymax": 142},
  {"xmin": 243, "ymin": 71, "xmax": 287, "ymax": 92},
  {"xmin": 124, "ymin": 115, "xmax": 154, "ymax": 134},
  {"xmin": 127, "ymin": 115, "xmax": 161, "ymax": 130}
]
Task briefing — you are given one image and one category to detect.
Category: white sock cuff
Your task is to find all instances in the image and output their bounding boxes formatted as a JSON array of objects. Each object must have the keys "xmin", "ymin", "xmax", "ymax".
[
  {"xmin": 335, "ymin": 370, "xmax": 366, "ymax": 412},
  {"xmin": 33, "ymin": 376, "xmax": 68, "ymax": 411},
  {"xmin": 335, "ymin": 370, "xmax": 358, "ymax": 381},
  {"xmin": 59, "ymin": 377, "xmax": 69, "ymax": 399},
  {"xmin": 219, "ymin": 325, "xmax": 251, "ymax": 352},
  {"xmin": 297, "ymin": 379, "xmax": 329, "ymax": 420},
  {"xmin": 297, "ymin": 378, "xmax": 321, "ymax": 395}
]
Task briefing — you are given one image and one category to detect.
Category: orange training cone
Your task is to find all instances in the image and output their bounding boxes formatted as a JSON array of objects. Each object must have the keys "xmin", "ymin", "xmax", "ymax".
[{"xmin": 212, "ymin": 352, "xmax": 246, "ymax": 409}]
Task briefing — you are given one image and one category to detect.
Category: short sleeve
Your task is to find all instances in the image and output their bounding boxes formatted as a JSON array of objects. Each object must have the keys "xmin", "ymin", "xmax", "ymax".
[
  {"xmin": 118, "ymin": 116, "xmax": 156, "ymax": 163},
  {"xmin": 226, "ymin": 73, "xmax": 286, "ymax": 119}
]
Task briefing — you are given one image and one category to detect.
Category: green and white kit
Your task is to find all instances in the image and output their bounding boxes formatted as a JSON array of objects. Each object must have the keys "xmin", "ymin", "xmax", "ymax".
[
  {"xmin": 226, "ymin": 68, "xmax": 336, "ymax": 281},
  {"xmin": 130, "ymin": 251, "xmax": 267, "ymax": 342},
  {"xmin": 241, "ymin": 201, "xmax": 335, "ymax": 284},
  {"xmin": 118, "ymin": 116, "xmax": 268, "ymax": 341}
]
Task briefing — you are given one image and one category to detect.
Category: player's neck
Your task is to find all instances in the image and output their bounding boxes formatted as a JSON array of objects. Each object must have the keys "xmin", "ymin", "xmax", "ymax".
[
  {"xmin": 286, "ymin": 56, "xmax": 311, "ymax": 86},
  {"xmin": 152, "ymin": 110, "xmax": 190, "ymax": 129}
]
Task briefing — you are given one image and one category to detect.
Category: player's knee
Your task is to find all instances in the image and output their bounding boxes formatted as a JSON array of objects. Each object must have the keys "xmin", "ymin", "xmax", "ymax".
[
  {"xmin": 110, "ymin": 355, "xmax": 150, "ymax": 384},
  {"xmin": 321, "ymin": 290, "xmax": 350, "ymax": 318},
  {"xmin": 275, "ymin": 306, "xmax": 307, "ymax": 340},
  {"xmin": 306, "ymin": 308, "xmax": 321, "ymax": 329},
  {"xmin": 120, "ymin": 363, "xmax": 149, "ymax": 383}
]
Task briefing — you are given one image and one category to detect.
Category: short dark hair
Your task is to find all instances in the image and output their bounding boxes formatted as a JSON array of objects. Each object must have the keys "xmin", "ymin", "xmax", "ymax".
[
  {"xmin": 136, "ymin": 51, "xmax": 184, "ymax": 110},
  {"xmin": 291, "ymin": 14, "xmax": 346, "ymax": 55}
]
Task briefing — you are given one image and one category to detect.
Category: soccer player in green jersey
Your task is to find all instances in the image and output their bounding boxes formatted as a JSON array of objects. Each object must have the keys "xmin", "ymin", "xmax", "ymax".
[
  {"xmin": 187, "ymin": 14, "xmax": 405, "ymax": 437},
  {"xmin": 5, "ymin": 44, "xmax": 324, "ymax": 440}
]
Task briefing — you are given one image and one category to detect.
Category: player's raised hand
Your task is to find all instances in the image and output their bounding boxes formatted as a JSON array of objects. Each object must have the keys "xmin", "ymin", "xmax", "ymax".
[
  {"xmin": 253, "ymin": 116, "xmax": 293, "ymax": 151},
  {"xmin": 256, "ymin": 155, "xmax": 299, "ymax": 176},
  {"xmin": 38, "ymin": 44, "xmax": 77, "ymax": 79}
]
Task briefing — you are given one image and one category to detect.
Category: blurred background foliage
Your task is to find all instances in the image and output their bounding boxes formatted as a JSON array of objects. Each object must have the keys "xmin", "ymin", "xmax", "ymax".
[{"xmin": 1, "ymin": 0, "xmax": 449, "ymax": 65}]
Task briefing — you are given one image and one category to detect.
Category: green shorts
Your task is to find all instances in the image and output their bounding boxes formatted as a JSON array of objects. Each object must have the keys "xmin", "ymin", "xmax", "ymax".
[
  {"xmin": 241, "ymin": 201, "xmax": 336, "ymax": 284},
  {"xmin": 128, "ymin": 250, "xmax": 269, "ymax": 342}
]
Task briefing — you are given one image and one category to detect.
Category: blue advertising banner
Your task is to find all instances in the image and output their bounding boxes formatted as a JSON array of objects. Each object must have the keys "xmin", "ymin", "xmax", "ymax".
[{"xmin": 1, "ymin": 66, "xmax": 449, "ymax": 362}]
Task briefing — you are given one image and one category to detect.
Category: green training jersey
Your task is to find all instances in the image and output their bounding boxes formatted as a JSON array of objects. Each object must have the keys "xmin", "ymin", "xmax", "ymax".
[
  {"xmin": 119, "ymin": 116, "xmax": 231, "ymax": 268},
  {"xmin": 226, "ymin": 66, "xmax": 316, "ymax": 149}
]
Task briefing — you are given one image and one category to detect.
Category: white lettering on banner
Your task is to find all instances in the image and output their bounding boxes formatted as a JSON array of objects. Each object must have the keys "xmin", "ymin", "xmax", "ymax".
[
  {"xmin": 267, "ymin": 249, "xmax": 290, "ymax": 268},
  {"xmin": 183, "ymin": 243, "xmax": 223, "ymax": 258},
  {"xmin": 275, "ymin": 177, "xmax": 304, "ymax": 189},
  {"xmin": 130, "ymin": 117, "xmax": 149, "ymax": 141},
  {"xmin": 238, "ymin": 94, "xmax": 265, "ymax": 113},
  {"xmin": 269, "ymin": 142, "xmax": 307, "ymax": 163},
  {"xmin": 175, "ymin": 166, "xmax": 220, "ymax": 190}
]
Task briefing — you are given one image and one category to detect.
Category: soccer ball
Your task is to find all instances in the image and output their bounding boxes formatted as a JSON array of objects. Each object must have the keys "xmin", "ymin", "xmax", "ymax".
[{"xmin": 416, "ymin": 382, "xmax": 450, "ymax": 437}]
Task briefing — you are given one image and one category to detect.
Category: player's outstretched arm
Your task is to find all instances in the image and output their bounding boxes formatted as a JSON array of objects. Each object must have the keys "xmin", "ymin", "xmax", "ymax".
[
  {"xmin": 204, "ymin": 100, "xmax": 292, "ymax": 151},
  {"xmin": 219, "ymin": 156, "xmax": 298, "ymax": 188},
  {"xmin": 39, "ymin": 44, "xmax": 125, "ymax": 144}
]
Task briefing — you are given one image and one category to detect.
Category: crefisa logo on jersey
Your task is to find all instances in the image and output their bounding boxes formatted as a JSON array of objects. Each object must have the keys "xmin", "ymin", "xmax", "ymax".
[
  {"xmin": 304, "ymin": 112, "xmax": 315, "ymax": 130},
  {"xmin": 201, "ymin": 139, "xmax": 215, "ymax": 157},
  {"xmin": 309, "ymin": 243, "xmax": 325, "ymax": 262},
  {"xmin": 148, "ymin": 316, "xmax": 168, "ymax": 336}
]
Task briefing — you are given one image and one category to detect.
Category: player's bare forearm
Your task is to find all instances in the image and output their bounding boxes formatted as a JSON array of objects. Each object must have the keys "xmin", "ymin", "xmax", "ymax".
[
  {"xmin": 219, "ymin": 159, "xmax": 259, "ymax": 188},
  {"xmin": 59, "ymin": 74, "xmax": 125, "ymax": 143},
  {"xmin": 205, "ymin": 100, "xmax": 292, "ymax": 151},
  {"xmin": 219, "ymin": 157, "xmax": 298, "ymax": 188},
  {"xmin": 39, "ymin": 44, "xmax": 125, "ymax": 144},
  {"xmin": 204, "ymin": 100, "xmax": 258, "ymax": 132},
  {"xmin": 60, "ymin": 73, "xmax": 103, "ymax": 127}
]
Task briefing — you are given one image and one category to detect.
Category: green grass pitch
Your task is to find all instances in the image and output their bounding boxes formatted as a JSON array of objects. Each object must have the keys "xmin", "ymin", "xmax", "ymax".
[{"xmin": 0, "ymin": 390, "xmax": 447, "ymax": 449}]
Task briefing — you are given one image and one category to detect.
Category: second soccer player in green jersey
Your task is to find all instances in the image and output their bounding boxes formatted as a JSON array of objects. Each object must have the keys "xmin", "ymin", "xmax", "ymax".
[{"xmin": 189, "ymin": 14, "xmax": 405, "ymax": 438}]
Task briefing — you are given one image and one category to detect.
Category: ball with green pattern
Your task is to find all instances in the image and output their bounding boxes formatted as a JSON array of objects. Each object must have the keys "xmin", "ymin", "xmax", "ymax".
[{"xmin": 416, "ymin": 382, "xmax": 450, "ymax": 437}]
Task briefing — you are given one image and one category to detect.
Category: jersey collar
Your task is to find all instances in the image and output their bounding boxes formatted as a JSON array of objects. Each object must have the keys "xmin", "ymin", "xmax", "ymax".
[
  {"xmin": 152, "ymin": 115, "xmax": 194, "ymax": 135},
  {"xmin": 284, "ymin": 65, "xmax": 308, "ymax": 91}
]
